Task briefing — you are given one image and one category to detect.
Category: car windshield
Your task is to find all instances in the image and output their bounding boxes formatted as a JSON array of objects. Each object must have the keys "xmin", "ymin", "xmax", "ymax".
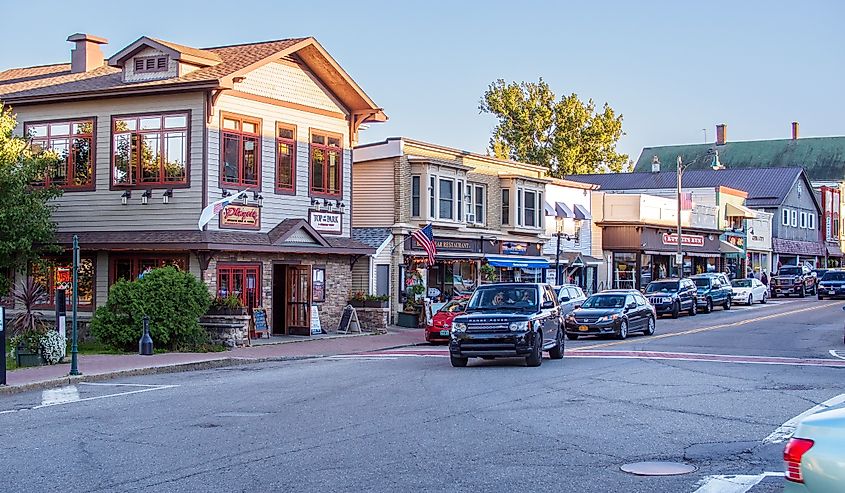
[
  {"xmin": 646, "ymin": 281, "xmax": 678, "ymax": 293},
  {"xmin": 732, "ymin": 280, "xmax": 752, "ymax": 288},
  {"xmin": 438, "ymin": 300, "xmax": 466, "ymax": 313},
  {"xmin": 778, "ymin": 267, "xmax": 802, "ymax": 276},
  {"xmin": 581, "ymin": 295, "xmax": 626, "ymax": 309},
  {"xmin": 693, "ymin": 278, "xmax": 710, "ymax": 288},
  {"xmin": 822, "ymin": 271, "xmax": 845, "ymax": 281},
  {"xmin": 467, "ymin": 286, "xmax": 538, "ymax": 311}
]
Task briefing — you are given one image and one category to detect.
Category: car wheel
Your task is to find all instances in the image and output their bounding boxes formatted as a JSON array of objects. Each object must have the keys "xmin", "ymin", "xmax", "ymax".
[
  {"xmin": 525, "ymin": 332, "xmax": 543, "ymax": 367},
  {"xmin": 671, "ymin": 301, "xmax": 680, "ymax": 319},
  {"xmin": 703, "ymin": 298, "xmax": 713, "ymax": 313},
  {"xmin": 747, "ymin": 294, "xmax": 753, "ymax": 305},
  {"xmin": 689, "ymin": 302, "xmax": 697, "ymax": 316},
  {"xmin": 818, "ymin": 294, "xmax": 824, "ymax": 300},
  {"xmin": 799, "ymin": 286, "xmax": 806, "ymax": 298},
  {"xmin": 724, "ymin": 297, "xmax": 731, "ymax": 310},
  {"xmin": 643, "ymin": 317, "xmax": 655, "ymax": 336},
  {"xmin": 762, "ymin": 293, "xmax": 767, "ymax": 304},
  {"xmin": 549, "ymin": 330, "xmax": 564, "ymax": 360},
  {"xmin": 616, "ymin": 320, "xmax": 628, "ymax": 340},
  {"xmin": 771, "ymin": 291, "xmax": 778, "ymax": 299},
  {"xmin": 566, "ymin": 333, "xmax": 579, "ymax": 340},
  {"xmin": 450, "ymin": 354, "xmax": 468, "ymax": 367}
]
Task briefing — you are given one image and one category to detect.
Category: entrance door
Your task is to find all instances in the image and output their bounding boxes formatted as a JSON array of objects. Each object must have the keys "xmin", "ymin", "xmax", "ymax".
[
  {"xmin": 272, "ymin": 265, "xmax": 286, "ymax": 336},
  {"xmin": 376, "ymin": 265, "xmax": 390, "ymax": 297},
  {"xmin": 286, "ymin": 266, "xmax": 311, "ymax": 335}
]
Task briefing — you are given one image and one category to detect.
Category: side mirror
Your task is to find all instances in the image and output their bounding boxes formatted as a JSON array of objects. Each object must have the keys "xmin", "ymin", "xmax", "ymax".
[
  {"xmin": 541, "ymin": 300, "xmax": 555, "ymax": 309},
  {"xmin": 626, "ymin": 302, "xmax": 637, "ymax": 310},
  {"xmin": 559, "ymin": 296, "xmax": 570, "ymax": 303}
]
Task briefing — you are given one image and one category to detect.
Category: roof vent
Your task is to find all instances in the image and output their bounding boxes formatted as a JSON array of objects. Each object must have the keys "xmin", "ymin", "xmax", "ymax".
[
  {"xmin": 651, "ymin": 155, "xmax": 660, "ymax": 173},
  {"xmin": 715, "ymin": 124, "xmax": 727, "ymax": 145},
  {"xmin": 67, "ymin": 33, "xmax": 108, "ymax": 73}
]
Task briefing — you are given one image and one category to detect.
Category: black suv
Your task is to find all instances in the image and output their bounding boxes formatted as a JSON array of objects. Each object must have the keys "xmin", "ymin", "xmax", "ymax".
[
  {"xmin": 449, "ymin": 283, "xmax": 564, "ymax": 368},
  {"xmin": 771, "ymin": 265, "xmax": 816, "ymax": 298},
  {"xmin": 645, "ymin": 278, "xmax": 698, "ymax": 318}
]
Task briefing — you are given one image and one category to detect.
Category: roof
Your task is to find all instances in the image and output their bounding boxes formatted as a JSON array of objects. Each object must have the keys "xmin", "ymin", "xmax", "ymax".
[
  {"xmin": 0, "ymin": 36, "xmax": 385, "ymax": 121},
  {"xmin": 633, "ymin": 137, "xmax": 845, "ymax": 182},
  {"xmin": 567, "ymin": 167, "xmax": 811, "ymax": 208},
  {"xmin": 351, "ymin": 227, "xmax": 392, "ymax": 249}
]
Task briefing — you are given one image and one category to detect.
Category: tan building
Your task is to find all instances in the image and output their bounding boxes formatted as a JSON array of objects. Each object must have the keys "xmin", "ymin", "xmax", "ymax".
[{"xmin": 352, "ymin": 138, "xmax": 551, "ymax": 322}]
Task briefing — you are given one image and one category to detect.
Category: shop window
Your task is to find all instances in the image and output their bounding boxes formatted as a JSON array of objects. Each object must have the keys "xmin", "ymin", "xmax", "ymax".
[
  {"xmin": 26, "ymin": 119, "xmax": 95, "ymax": 189},
  {"xmin": 438, "ymin": 178, "xmax": 454, "ymax": 220},
  {"xmin": 0, "ymin": 267, "xmax": 14, "ymax": 308},
  {"xmin": 411, "ymin": 176, "xmax": 421, "ymax": 217},
  {"xmin": 217, "ymin": 263, "xmax": 261, "ymax": 308},
  {"xmin": 110, "ymin": 255, "xmax": 189, "ymax": 285},
  {"xmin": 502, "ymin": 189, "xmax": 510, "ymax": 225},
  {"xmin": 32, "ymin": 257, "xmax": 95, "ymax": 310},
  {"xmin": 221, "ymin": 114, "xmax": 261, "ymax": 188},
  {"xmin": 310, "ymin": 130, "xmax": 342, "ymax": 197},
  {"xmin": 312, "ymin": 267, "xmax": 326, "ymax": 302},
  {"xmin": 275, "ymin": 123, "xmax": 296, "ymax": 193},
  {"xmin": 113, "ymin": 113, "xmax": 188, "ymax": 186},
  {"xmin": 613, "ymin": 253, "xmax": 636, "ymax": 290}
]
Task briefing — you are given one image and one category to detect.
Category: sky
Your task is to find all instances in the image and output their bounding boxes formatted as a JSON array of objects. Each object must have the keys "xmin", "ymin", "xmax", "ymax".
[{"xmin": 1, "ymin": 0, "xmax": 843, "ymax": 164}]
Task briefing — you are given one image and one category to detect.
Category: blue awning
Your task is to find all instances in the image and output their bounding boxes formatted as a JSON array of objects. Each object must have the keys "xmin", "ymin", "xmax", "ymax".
[{"xmin": 485, "ymin": 255, "xmax": 550, "ymax": 268}]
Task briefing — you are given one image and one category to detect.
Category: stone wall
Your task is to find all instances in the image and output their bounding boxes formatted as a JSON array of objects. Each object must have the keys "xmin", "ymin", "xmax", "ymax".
[
  {"xmin": 355, "ymin": 307, "xmax": 389, "ymax": 333},
  {"xmin": 199, "ymin": 314, "xmax": 250, "ymax": 348}
]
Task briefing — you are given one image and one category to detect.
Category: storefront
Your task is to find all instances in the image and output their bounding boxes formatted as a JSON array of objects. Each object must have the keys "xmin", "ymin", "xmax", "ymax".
[
  {"xmin": 772, "ymin": 238, "xmax": 825, "ymax": 270},
  {"xmin": 488, "ymin": 241, "xmax": 549, "ymax": 283},
  {"xmin": 721, "ymin": 232, "xmax": 747, "ymax": 280},
  {"xmin": 406, "ymin": 237, "xmax": 483, "ymax": 302}
]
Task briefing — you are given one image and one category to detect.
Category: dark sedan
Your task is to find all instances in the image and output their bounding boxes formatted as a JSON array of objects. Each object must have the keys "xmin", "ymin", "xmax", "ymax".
[
  {"xmin": 564, "ymin": 290, "xmax": 655, "ymax": 340},
  {"xmin": 818, "ymin": 270, "xmax": 845, "ymax": 300}
]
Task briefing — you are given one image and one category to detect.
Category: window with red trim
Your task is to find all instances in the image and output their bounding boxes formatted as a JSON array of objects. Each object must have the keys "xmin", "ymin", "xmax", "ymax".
[
  {"xmin": 26, "ymin": 120, "xmax": 94, "ymax": 189},
  {"xmin": 217, "ymin": 264, "xmax": 261, "ymax": 308},
  {"xmin": 309, "ymin": 131, "xmax": 342, "ymax": 196},
  {"xmin": 221, "ymin": 115, "xmax": 261, "ymax": 188},
  {"xmin": 32, "ymin": 256, "xmax": 95, "ymax": 310},
  {"xmin": 276, "ymin": 123, "xmax": 296, "ymax": 193},
  {"xmin": 110, "ymin": 255, "xmax": 188, "ymax": 285},
  {"xmin": 112, "ymin": 113, "xmax": 188, "ymax": 186}
]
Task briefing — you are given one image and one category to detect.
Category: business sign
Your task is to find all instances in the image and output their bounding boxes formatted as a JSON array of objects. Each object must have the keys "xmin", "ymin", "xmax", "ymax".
[
  {"xmin": 501, "ymin": 241, "xmax": 528, "ymax": 255},
  {"xmin": 219, "ymin": 204, "xmax": 260, "ymax": 230},
  {"xmin": 409, "ymin": 237, "xmax": 480, "ymax": 253},
  {"xmin": 661, "ymin": 233, "xmax": 705, "ymax": 247},
  {"xmin": 308, "ymin": 210, "xmax": 342, "ymax": 235}
]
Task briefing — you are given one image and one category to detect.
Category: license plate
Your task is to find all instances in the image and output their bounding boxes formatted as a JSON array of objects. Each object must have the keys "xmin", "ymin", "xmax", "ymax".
[
  {"xmin": 830, "ymin": 289, "xmax": 836, "ymax": 294},
  {"xmin": 579, "ymin": 325, "xmax": 589, "ymax": 331},
  {"xmin": 439, "ymin": 330, "xmax": 450, "ymax": 336}
]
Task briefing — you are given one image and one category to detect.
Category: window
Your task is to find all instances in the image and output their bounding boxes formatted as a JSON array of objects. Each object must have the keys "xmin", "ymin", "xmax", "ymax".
[
  {"xmin": 110, "ymin": 254, "xmax": 188, "ymax": 285},
  {"xmin": 457, "ymin": 181, "xmax": 464, "ymax": 222},
  {"xmin": 473, "ymin": 184, "xmax": 485, "ymax": 225},
  {"xmin": 524, "ymin": 190, "xmax": 537, "ymax": 227},
  {"xmin": 221, "ymin": 114, "xmax": 260, "ymax": 188},
  {"xmin": 32, "ymin": 256, "xmax": 95, "ymax": 310},
  {"xmin": 217, "ymin": 263, "xmax": 261, "ymax": 308},
  {"xmin": 310, "ymin": 130, "xmax": 342, "ymax": 196},
  {"xmin": 27, "ymin": 120, "xmax": 95, "ymax": 189},
  {"xmin": 428, "ymin": 176, "xmax": 435, "ymax": 218},
  {"xmin": 538, "ymin": 191, "xmax": 544, "ymax": 229},
  {"xmin": 809, "ymin": 213, "xmax": 816, "ymax": 230},
  {"xmin": 502, "ymin": 189, "xmax": 510, "ymax": 225},
  {"xmin": 791, "ymin": 210, "xmax": 798, "ymax": 227},
  {"xmin": 312, "ymin": 267, "xmax": 326, "ymax": 302},
  {"xmin": 113, "ymin": 113, "xmax": 188, "ymax": 186},
  {"xmin": 800, "ymin": 212, "xmax": 807, "ymax": 229},
  {"xmin": 438, "ymin": 178, "xmax": 454, "ymax": 220},
  {"xmin": 275, "ymin": 123, "xmax": 296, "ymax": 193},
  {"xmin": 517, "ymin": 189, "xmax": 523, "ymax": 226},
  {"xmin": 782, "ymin": 209, "xmax": 790, "ymax": 226},
  {"xmin": 134, "ymin": 56, "xmax": 168, "ymax": 73},
  {"xmin": 411, "ymin": 176, "xmax": 421, "ymax": 217}
]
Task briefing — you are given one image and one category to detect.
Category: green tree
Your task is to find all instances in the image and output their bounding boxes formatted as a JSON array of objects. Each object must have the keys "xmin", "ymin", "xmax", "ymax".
[
  {"xmin": 0, "ymin": 104, "xmax": 61, "ymax": 296},
  {"xmin": 479, "ymin": 79, "xmax": 628, "ymax": 176}
]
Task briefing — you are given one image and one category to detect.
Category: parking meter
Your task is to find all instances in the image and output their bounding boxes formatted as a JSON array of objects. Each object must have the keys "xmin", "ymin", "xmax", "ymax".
[{"xmin": 56, "ymin": 288, "xmax": 67, "ymax": 358}]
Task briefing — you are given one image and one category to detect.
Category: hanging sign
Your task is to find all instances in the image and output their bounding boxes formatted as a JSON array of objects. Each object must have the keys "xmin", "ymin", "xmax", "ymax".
[
  {"xmin": 501, "ymin": 241, "xmax": 528, "ymax": 255},
  {"xmin": 309, "ymin": 210, "xmax": 342, "ymax": 234},
  {"xmin": 662, "ymin": 233, "xmax": 705, "ymax": 247},
  {"xmin": 220, "ymin": 204, "xmax": 261, "ymax": 230}
]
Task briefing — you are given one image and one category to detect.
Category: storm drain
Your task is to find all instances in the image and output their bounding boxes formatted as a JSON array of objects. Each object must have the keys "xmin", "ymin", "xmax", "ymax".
[{"xmin": 620, "ymin": 461, "xmax": 697, "ymax": 476}]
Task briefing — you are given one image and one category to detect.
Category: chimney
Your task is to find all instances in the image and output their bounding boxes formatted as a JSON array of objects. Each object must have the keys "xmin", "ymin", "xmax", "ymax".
[
  {"xmin": 715, "ymin": 124, "xmax": 727, "ymax": 145},
  {"xmin": 651, "ymin": 155, "xmax": 660, "ymax": 173},
  {"xmin": 67, "ymin": 33, "xmax": 108, "ymax": 73},
  {"xmin": 792, "ymin": 121, "xmax": 799, "ymax": 140}
]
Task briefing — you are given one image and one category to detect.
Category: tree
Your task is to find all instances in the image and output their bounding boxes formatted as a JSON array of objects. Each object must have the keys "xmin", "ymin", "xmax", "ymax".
[
  {"xmin": 0, "ymin": 104, "xmax": 61, "ymax": 296},
  {"xmin": 479, "ymin": 79, "xmax": 628, "ymax": 176}
]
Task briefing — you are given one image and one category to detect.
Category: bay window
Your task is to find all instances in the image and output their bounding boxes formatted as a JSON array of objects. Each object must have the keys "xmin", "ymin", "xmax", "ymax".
[
  {"xmin": 113, "ymin": 113, "xmax": 188, "ymax": 186},
  {"xmin": 524, "ymin": 190, "xmax": 537, "ymax": 227},
  {"xmin": 473, "ymin": 184, "xmax": 485, "ymax": 225},
  {"xmin": 27, "ymin": 119, "xmax": 95, "ymax": 189},
  {"xmin": 428, "ymin": 176, "xmax": 435, "ymax": 219},
  {"xmin": 457, "ymin": 180, "xmax": 464, "ymax": 222},
  {"xmin": 310, "ymin": 130, "xmax": 342, "ymax": 196},
  {"xmin": 221, "ymin": 114, "xmax": 261, "ymax": 188},
  {"xmin": 411, "ymin": 176, "xmax": 421, "ymax": 217},
  {"xmin": 439, "ymin": 178, "xmax": 454, "ymax": 220},
  {"xmin": 502, "ymin": 189, "xmax": 510, "ymax": 225},
  {"xmin": 276, "ymin": 123, "xmax": 296, "ymax": 193}
]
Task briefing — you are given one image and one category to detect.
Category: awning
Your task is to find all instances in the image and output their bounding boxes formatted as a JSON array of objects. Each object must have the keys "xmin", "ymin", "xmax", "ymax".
[
  {"xmin": 725, "ymin": 203, "xmax": 758, "ymax": 219},
  {"xmin": 573, "ymin": 204, "xmax": 592, "ymax": 221},
  {"xmin": 544, "ymin": 202, "xmax": 556, "ymax": 216},
  {"xmin": 827, "ymin": 245, "xmax": 843, "ymax": 258},
  {"xmin": 719, "ymin": 240, "xmax": 744, "ymax": 254},
  {"xmin": 555, "ymin": 202, "xmax": 574, "ymax": 219},
  {"xmin": 485, "ymin": 254, "xmax": 550, "ymax": 269}
]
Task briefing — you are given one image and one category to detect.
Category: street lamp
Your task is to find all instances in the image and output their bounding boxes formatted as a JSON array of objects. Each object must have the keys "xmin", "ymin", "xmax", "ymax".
[{"xmin": 555, "ymin": 217, "xmax": 564, "ymax": 285}]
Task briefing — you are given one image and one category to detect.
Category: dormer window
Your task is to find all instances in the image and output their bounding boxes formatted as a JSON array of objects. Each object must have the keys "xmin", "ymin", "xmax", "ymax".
[{"xmin": 134, "ymin": 56, "xmax": 168, "ymax": 73}]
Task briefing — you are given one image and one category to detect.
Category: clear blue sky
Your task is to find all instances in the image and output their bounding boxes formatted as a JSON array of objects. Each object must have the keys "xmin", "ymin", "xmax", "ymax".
[{"xmin": 2, "ymin": 0, "xmax": 843, "ymax": 163}]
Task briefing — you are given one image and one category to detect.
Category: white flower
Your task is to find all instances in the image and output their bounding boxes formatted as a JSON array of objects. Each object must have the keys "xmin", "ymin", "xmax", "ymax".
[{"xmin": 40, "ymin": 331, "xmax": 66, "ymax": 365}]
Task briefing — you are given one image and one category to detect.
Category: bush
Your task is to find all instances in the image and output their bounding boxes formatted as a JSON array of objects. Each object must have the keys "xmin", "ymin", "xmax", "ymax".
[{"xmin": 90, "ymin": 267, "xmax": 212, "ymax": 351}]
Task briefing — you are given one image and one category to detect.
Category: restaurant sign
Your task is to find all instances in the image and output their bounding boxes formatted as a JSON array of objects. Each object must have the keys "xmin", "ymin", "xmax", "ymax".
[
  {"xmin": 501, "ymin": 241, "xmax": 528, "ymax": 255},
  {"xmin": 409, "ymin": 237, "xmax": 480, "ymax": 253},
  {"xmin": 220, "ymin": 204, "xmax": 260, "ymax": 230},
  {"xmin": 309, "ymin": 210, "xmax": 342, "ymax": 234},
  {"xmin": 661, "ymin": 233, "xmax": 705, "ymax": 247}
]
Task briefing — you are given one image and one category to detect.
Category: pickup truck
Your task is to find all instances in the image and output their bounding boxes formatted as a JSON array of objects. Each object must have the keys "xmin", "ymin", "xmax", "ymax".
[
  {"xmin": 771, "ymin": 265, "xmax": 816, "ymax": 298},
  {"xmin": 690, "ymin": 274, "xmax": 732, "ymax": 313}
]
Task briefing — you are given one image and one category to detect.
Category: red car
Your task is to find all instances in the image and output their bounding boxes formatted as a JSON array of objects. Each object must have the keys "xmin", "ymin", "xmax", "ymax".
[{"xmin": 425, "ymin": 297, "xmax": 469, "ymax": 344}]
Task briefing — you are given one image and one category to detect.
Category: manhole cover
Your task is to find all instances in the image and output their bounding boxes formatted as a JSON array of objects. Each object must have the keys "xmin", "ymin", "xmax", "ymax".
[{"xmin": 620, "ymin": 461, "xmax": 697, "ymax": 476}]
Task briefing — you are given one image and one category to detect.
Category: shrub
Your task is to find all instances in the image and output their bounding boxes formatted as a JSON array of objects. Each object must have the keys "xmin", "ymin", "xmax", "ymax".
[{"xmin": 90, "ymin": 266, "xmax": 212, "ymax": 351}]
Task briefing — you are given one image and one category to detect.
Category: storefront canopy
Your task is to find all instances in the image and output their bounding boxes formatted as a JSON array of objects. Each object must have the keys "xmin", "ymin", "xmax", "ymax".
[
  {"xmin": 719, "ymin": 240, "xmax": 744, "ymax": 255},
  {"xmin": 555, "ymin": 202, "xmax": 574, "ymax": 219},
  {"xmin": 573, "ymin": 204, "xmax": 592, "ymax": 221},
  {"xmin": 725, "ymin": 202, "xmax": 758, "ymax": 219},
  {"xmin": 485, "ymin": 255, "xmax": 550, "ymax": 268}
]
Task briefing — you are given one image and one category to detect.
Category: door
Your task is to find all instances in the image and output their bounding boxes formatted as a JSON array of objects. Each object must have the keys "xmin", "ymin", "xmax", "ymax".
[
  {"xmin": 286, "ymin": 266, "xmax": 311, "ymax": 336},
  {"xmin": 376, "ymin": 265, "xmax": 390, "ymax": 297},
  {"xmin": 541, "ymin": 285, "xmax": 559, "ymax": 346},
  {"xmin": 625, "ymin": 295, "xmax": 643, "ymax": 329},
  {"xmin": 272, "ymin": 265, "xmax": 286, "ymax": 335}
]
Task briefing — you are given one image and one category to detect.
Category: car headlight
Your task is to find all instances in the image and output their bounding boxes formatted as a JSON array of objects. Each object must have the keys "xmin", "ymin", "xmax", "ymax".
[
  {"xmin": 451, "ymin": 322, "xmax": 467, "ymax": 333},
  {"xmin": 565, "ymin": 314, "xmax": 576, "ymax": 322},
  {"xmin": 509, "ymin": 321, "xmax": 529, "ymax": 332},
  {"xmin": 597, "ymin": 314, "xmax": 619, "ymax": 322}
]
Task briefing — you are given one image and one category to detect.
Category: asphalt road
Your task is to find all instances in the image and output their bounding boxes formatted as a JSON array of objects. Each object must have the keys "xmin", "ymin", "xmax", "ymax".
[{"xmin": 1, "ymin": 297, "xmax": 843, "ymax": 492}]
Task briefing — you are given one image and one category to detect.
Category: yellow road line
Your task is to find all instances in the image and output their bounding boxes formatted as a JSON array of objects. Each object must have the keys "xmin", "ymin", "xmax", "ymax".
[{"xmin": 571, "ymin": 301, "xmax": 839, "ymax": 351}]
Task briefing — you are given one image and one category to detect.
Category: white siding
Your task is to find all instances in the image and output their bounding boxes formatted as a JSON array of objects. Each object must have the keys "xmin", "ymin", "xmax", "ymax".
[{"xmin": 11, "ymin": 92, "xmax": 206, "ymax": 232}]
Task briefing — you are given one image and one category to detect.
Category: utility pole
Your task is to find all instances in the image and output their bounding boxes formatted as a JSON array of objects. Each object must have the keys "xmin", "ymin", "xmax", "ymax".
[
  {"xmin": 677, "ymin": 156, "xmax": 684, "ymax": 278},
  {"xmin": 69, "ymin": 234, "xmax": 81, "ymax": 376}
]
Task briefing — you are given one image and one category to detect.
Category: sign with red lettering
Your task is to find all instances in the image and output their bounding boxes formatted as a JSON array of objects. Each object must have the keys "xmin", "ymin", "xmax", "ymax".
[
  {"xmin": 219, "ymin": 204, "xmax": 261, "ymax": 230},
  {"xmin": 309, "ymin": 210, "xmax": 342, "ymax": 234},
  {"xmin": 662, "ymin": 233, "xmax": 705, "ymax": 247}
]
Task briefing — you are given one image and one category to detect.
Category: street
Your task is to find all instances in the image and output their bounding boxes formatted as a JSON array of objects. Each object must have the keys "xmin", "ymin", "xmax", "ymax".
[{"xmin": 2, "ymin": 298, "xmax": 844, "ymax": 492}]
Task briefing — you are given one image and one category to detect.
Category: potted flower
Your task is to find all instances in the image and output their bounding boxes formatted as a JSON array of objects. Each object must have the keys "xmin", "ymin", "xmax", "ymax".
[
  {"xmin": 348, "ymin": 291, "xmax": 367, "ymax": 308},
  {"xmin": 9, "ymin": 278, "xmax": 49, "ymax": 367},
  {"xmin": 11, "ymin": 328, "xmax": 47, "ymax": 367},
  {"xmin": 363, "ymin": 294, "xmax": 390, "ymax": 308},
  {"xmin": 480, "ymin": 264, "xmax": 497, "ymax": 283},
  {"xmin": 208, "ymin": 294, "xmax": 246, "ymax": 315}
]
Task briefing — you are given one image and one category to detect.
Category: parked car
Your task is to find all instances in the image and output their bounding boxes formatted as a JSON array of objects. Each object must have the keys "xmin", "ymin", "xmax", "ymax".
[
  {"xmin": 731, "ymin": 278, "xmax": 769, "ymax": 305},
  {"xmin": 690, "ymin": 274, "xmax": 732, "ymax": 312},
  {"xmin": 554, "ymin": 284, "xmax": 587, "ymax": 316},
  {"xmin": 817, "ymin": 270, "xmax": 845, "ymax": 300},
  {"xmin": 811, "ymin": 269, "xmax": 829, "ymax": 289},
  {"xmin": 425, "ymin": 296, "xmax": 469, "ymax": 344},
  {"xmin": 564, "ymin": 289, "xmax": 655, "ymax": 340},
  {"xmin": 772, "ymin": 265, "xmax": 817, "ymax": 298},
  {"xmin": 449, "ymin": 283, "xmax": 563, "ymax": 367},
  {"xmin": 644, "ymin": 278, "xmax": 698, "ymax": 318},
  {"xmin": 783, "ymin": 403, "xmax": 845, "ymax": 492}
]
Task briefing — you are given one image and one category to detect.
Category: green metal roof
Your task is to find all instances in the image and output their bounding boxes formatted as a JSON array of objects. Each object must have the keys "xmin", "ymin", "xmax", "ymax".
[{"xmin": 633, "ymin": 137, "xmax": 845, "ymax": 182}]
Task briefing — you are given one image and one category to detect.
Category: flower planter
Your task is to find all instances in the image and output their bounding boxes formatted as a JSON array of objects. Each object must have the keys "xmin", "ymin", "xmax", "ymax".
[
  {"xmin": 349, "ymin": 300, "xmax": 366, "ymax": 308},
  {"xmin": 206, "ymin": 307, "xmax": 248, "ymax": 316},
  {"xmin": 396, "ymin": 311, "xmax": 420, "ymax": 328},
  {"xmin": 364, "ymin": 300, "xmax": 389, "ymax": 308},
  {"xmin": 16, "ymin": 347, "xmax": 45, "ymax": 367}
]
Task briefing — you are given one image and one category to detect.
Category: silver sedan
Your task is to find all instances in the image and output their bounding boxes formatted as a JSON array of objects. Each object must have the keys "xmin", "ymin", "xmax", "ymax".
[{"xmin": 784, "ymin": 404, "xmax": 845, "ymax": 492}]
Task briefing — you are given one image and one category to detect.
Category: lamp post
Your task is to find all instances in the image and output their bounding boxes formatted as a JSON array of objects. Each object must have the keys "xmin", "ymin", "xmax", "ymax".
[
  {"xmin": 555, "ymin": 217, "xmax": 564, "ymax": 285},
  {"xmin": 69, "ymin": 234, "xmax": 81, "ymax": 376},
  {"xmin": 676, "ymin": 156, "xmax": 685, "ymax": 278}
]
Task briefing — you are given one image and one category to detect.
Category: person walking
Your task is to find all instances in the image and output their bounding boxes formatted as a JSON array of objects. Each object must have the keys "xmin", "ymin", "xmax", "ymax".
[{"xmin": 761, "ymin": 270, "xmax": 769, "ymax": 287}]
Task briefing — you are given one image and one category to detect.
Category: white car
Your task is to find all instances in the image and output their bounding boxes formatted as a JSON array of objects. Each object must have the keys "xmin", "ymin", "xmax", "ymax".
[
  {"xmin": 731, "ymin": 278, "xmax": 768, "ymax": 305},
  {"xmin": 784, "ymin": 403, "xmax": 845, "ymax": 492}
]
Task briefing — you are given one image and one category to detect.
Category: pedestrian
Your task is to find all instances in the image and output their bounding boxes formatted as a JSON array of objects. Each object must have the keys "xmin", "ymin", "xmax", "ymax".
[
  {"xmin": 761, "ymin": 270, "xmax": 769, "ymax": 287},
  {"xmin": 747, "ymin": 270, "xmax": 754, "ymax": 279}
]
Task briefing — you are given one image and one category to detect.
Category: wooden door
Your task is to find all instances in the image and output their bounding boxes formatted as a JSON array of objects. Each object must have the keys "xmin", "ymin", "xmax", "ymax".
[{"xmin": 285, "ymin": 266, "xmax": 311, "ymax": 335}]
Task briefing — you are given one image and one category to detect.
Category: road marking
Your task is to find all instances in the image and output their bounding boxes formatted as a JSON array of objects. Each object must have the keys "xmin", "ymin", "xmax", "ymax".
[
  {"xmin": 41, "ymin": 385, "xmax": 81, "ymax": 406},
  {"xmin": 693, "ymin": 472, "xmax": 783, "ymax": 493},
  {"xmin": 762, "ymin": 393, "xmax": 845, "ymax": 444},
  {"xmin": 574, "ymin": 302, "xmax": 838, "ymax": 351},
  {"xmin": 829, "ymin": 350, "xmax": 845, "ymax": 360},
  {"xmin": 0, "ymin": 384, "xmax": 180, "ymax": 416}
]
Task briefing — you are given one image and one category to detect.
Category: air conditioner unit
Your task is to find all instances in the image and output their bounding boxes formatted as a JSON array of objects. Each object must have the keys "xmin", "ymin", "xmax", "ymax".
[{"xmin": 465, "ymin": 213, "xmax": 475, "ymax": 224}]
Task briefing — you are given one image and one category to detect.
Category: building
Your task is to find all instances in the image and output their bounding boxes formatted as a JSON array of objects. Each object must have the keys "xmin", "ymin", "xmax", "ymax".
[
  {"xmin": 352, "ymin": 137, "xmax": 551, "ymax": 318},
  {"xmin": 0, "ymin": 33, "xmax": 387, "ymax": 335}
]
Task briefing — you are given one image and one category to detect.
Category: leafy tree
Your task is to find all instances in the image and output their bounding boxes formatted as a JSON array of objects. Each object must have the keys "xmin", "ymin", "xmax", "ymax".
[
  {"xmin": 0, "ymin": 104, "xmax": 61, "ymax": 296},
  {"xmin": 479, "ymin": 79, "xmax": 628, "ymax": 176}
]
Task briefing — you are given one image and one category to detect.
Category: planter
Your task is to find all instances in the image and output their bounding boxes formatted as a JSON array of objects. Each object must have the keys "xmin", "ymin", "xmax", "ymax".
[
  {"xmin": 396, "ymin": 311, "xmax": 420, "ymax": 328},
  {"xmin": 364, "ymin": 300, "xmax": 389, "ymax": 308},
  {"xmin": 206, "ymin": 307, "xmax": 248, "ymax": 316},
  {"xmin": 16, "ymin": 347, "xmax": 45, "ymax": 367},
  {"xmin": 349, "ymin": 300, "xmax": 366, "ymax": 308}
]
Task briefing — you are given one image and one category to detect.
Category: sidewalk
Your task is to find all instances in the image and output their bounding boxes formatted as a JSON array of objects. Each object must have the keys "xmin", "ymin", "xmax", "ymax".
[{"xmin": 1, "ymin": 327, "xmax": 424, "ymax": 394}]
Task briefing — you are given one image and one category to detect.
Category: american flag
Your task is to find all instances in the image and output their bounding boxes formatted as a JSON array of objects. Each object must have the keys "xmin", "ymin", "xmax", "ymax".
[
  {"xmin": 412, "ymin": 224, "xmax": 437, "ymax": 265},
  {"xmin": 680, "ymin": 192, "xmax": 693, "ymax": 211}
]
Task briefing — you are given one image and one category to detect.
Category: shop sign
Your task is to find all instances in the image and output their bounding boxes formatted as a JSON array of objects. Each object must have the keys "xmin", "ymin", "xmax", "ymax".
[
  {"xmin": 661, "ymin": 233, "xmax": 704, "ymax": 247},
  {"xmin": 410, "ymin": 237, "xmax": 480, "ymax": 253},
  {"xmin": 501, "ymin": 241, "xmax": 528, "ymax": 255},
  {"xmin": 308, "ymin": 210, "xmax": 342, "ymax": 234},
  {"xmin": 220, "ymin": 204, "xmax": 260, "ymax": 230},
  {"xmin": 727, "ymin": 235, "xmax": 745, "ymax": 248}
]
